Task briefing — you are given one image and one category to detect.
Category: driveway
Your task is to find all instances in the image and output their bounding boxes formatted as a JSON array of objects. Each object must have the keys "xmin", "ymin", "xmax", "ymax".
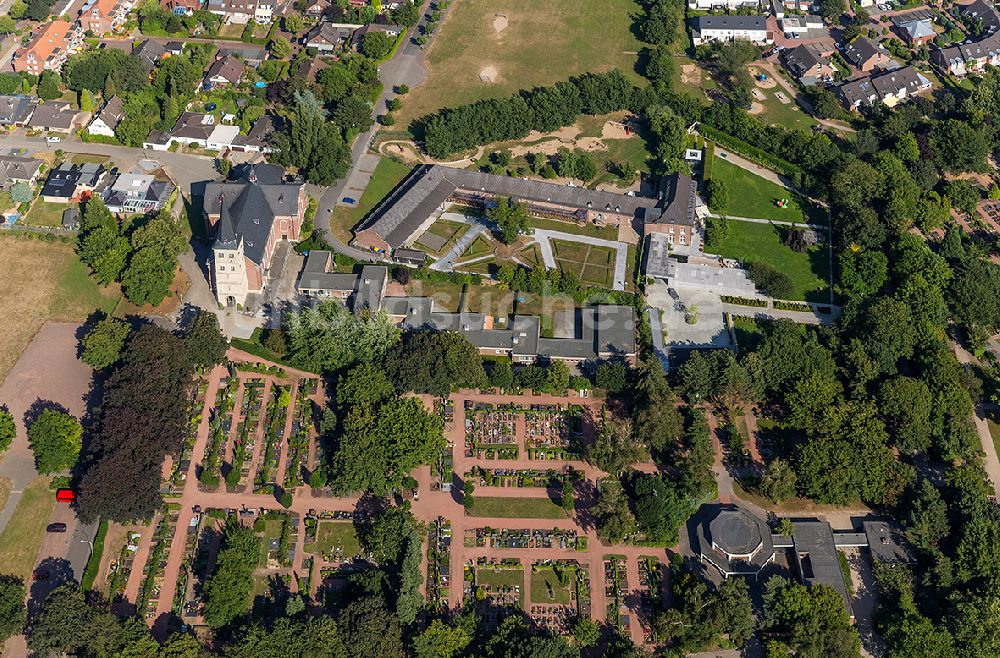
[{"xmin": 647, "ymin": 281, "xmax": 731, "ymax": 350}]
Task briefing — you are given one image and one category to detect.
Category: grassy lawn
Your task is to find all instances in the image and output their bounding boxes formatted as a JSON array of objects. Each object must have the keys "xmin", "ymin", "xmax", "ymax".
[
  {"xmin": 530, "ymin": 216, "xmax": 620, "ymax": 241},
  {"xmin": 463, "ymin": 284, "xmax": 515, "ymax": 317},
  {"xmin": 755, "ymin": 89, "xmax": 819, "ymax": 132},
  {"xmin": 710, "ymin": 157, "xmax": 820, "ymax": 224},
  {"xmin": 551, "ymin": 239, "xmax": 615, "ymax": 287},
  {"xmin": 988, "ymin": 418, "xmax": 1000, "ymax": 458},
  {"xmin": 329, "ymin": 157, "xmax": 412, "ymax": 244},
  {"xmin": 70, "ymin": 153, "xmax": 112, "ymax": 166},
  {"xmin": 467, "ymin": 496, "xmax": 566, "ymax": 519},
  {"xmin": 460, "ymin": 234, "xmax": 494, "ymax": 260},
  {"xmin": 530, "ymin": 567, "xmax": 573, "ymax": 605},
  {"xmin": 0, "ymin": 237, "xmax": 120, "ymax": 382},
  {"xmin": 705, "ymin": 220, "xmax": 829, "ymax": 302},
  {"xmin": 0, "ymin": 477, "xmax": 56, "ymax": 583},
  {"xmin": 413, "ymin": 219, "xmax": 470, "ymax": 256},
  {"xmin": 21, "ymin": 200, "xmax": 68, "ymax": 228},
  {"xmin": 405, "ymin": 279, "xmax": 464, "ymax": 312},
  {"xmin": 304, "ymin": 521, "xmax": 361, "ymax": 557},
  {"xmin": 515, "ymin": 293, "xmax": 577, "ymax": 338},
  {"xmin": 397, "ymin": 0, "xmax": 644, "ymax": 129},
  {"xmin": 519, "ymin": 243, "xmax": 543, "ymax": 267}
]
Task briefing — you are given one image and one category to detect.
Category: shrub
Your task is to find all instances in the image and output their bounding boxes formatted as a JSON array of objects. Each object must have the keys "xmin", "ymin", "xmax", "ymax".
[{"xmin": 747, "ymin": 262, "xmax": 795, "ymax": 299}]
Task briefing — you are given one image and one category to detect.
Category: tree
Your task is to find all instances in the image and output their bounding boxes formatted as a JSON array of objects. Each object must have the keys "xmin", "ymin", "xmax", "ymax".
[
  {"xmin": 839, "ymin": 248, "xmax": 888, "ymax": 297},
  {"xmin": 747, "ymin": 261, "xmax": 795, "ymax": 299},
  {"xmin": 116, "ymin": 93, "xmax": 160, "ymax": 147},
  {"xmin": 705, "ymin": 216, "xmax": 730, "ymax": 246},
  {"xmin": 706, "ymin": 178, "xmax": 731, "ymax": 213},
  {"xmin": 763, "ymin": 576, "xmax": 861, "ymax": 658},
  {"xmin": 37, "ymin": 71, "xmax": 62, "ymax": 101},
  {"xmin": 0, "ymin": 575, "xmax": 25, "ymax": 642},
  {"xmin": 10, "ymin": 182, "xmax": 33, "ymax": 205},
  {"xmin": 202, "ymin": 520, "xmax": 259, "ymax": 628},
  {"xmin": 338, "ymin": 596, "xmax": 403, "ymax": 658},
  {"xmin": 490, "ymin": 359, "xmax": 514, "ymax": 390},
  {"xmin": 24, "ymin": 0, "xmax": 54, "ymax": 22},
  {"xmin": 271, "ymin": 92, "xmax": 351, "ymax": 185},
  {"xmin": 0, "ymin": 409, "xmax": 14, "ymax": 455},
  {"xmin": 632, "ymin": 472, "xmax": 693, "ymax": 545},
  {"xmin": 384, "ymin": 330, "xmax": 488, "ymax": 397},
  {"xmin": 185, "ymin": 311, "xmax": 228, "ymax": 369},
  {"xmin": 594, "ymin": 477, "xmax": 638, "ymax": 543},
  {"xmin": 595, "ymin": 361, "xmax": 627, "ymax": 393},
  {"xmin": 946, "ymin": 179, "xmax": 981, "ymax": 217},
  {"xmin": 270, "ymin": 36, "xmax": 292, "ymax": 58},
  {"xmin": 487, "ymin": 197, "xmax": 531, "ymax": 244},
  {"xmin": 413, "ymin": 620, "xmax": 470, "ymax": 658},
  {"xmin": 81, "ymin": 317, "xmax": 131, "ymax": 370},
  {"xmin": 120, "ymin": 211, "xmax": 187, "ymax": 307},
  {"xmin": 284, "ymin": 13, "xmax": 304, "ymax": 33},
  {"xmin": 27, "ymin": 409, "xmax": 81, "ymax": 474},
  {"xmin": 78, "ymin": 88, "xmax": 95, "ymax": 113},
  {"xmin": 8, "ymin": 0, "xmax": 25, "ymax": 18},
  {"xmin": 546, "ymin": 359, "xmax": 570, "ymax": 393},
  {"xmin": 571, "ymin": 618, "xmax": 600, "ymax": 647},
  {"xmin": 27, "ymin": 584, "xmax": 118, "ymax": 656},
  {"xmin": 462, "ymin": 479, "xmax": 475, "ymax": 510},
  {"xmin": 932, "ymin": 119, "xmax": 992, "ymax": 173},
  {"xmin": 587, "ymin": 420, "xmax": 643, "ymax": 475},
  {"xmin": 362, "ymin": 31, "xmax": 393, "ymax": 59},
  {"xmin": 759, "ymin": 458, "xmax": 797, "ymax": 502},
  {"xmin": 285, "ymin": 301, "xmax": 400, "ymax": 373},
  {"xmin": 879, "ymin": 376, "xmax": 933, "ymax": 454},
  {"xmin": 900, "ymin": 479, "xmax": 949, "ymax": 553},
  {"xmin": 0, "ymin": 17, "xmax": 16, "ymax": 34}
]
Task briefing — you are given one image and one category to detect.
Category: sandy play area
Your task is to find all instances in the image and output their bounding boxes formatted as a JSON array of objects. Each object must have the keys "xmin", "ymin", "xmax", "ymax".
[
  {"xmin": 750, "ymin": 67, "xmax": 777, "ymax": 89},
  {"xmin": 748, "ymin": 102, "xmax": 764, "ymax": 115},
  {"xmin": 680, "ymin": 63, "xmax": 703, "ymax": 85},
  {"xmin": 480, "ymin": 65, "xmax": 498, "ymax": 83}
]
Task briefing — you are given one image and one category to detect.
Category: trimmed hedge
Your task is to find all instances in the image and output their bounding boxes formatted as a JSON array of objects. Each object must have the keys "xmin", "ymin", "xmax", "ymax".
[
  {"xmin": 81, "ymin": 519, "xmax": 109, "ymax": 591},
  {"xmin": 773, "ymin": 300, "xmax": 812, "ymax": 312},
  {"xmin": 699, "ymin": 125, "xmax": 802, "ymax": 178},
  {"xmin": 720, "ymin": 295, "xmax": 766, "ymax": 307}
]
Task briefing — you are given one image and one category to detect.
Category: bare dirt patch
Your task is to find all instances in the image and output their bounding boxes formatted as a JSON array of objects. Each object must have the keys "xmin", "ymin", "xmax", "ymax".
[
  {"xmin": 600, "ymin": 120, "xmax": 631, "ymax": 140},
  {"xmin": 748, "ymin": 102, "xmax": 765, "ymax": 115},
  {"xmin": 479, "ymin": 65, "xmax": 498, "ymax": 83},
  {"xmin": 680, "ymin": 63, "xmax": 703, "ymax": 85},
  {"xmin": 493, "ymin": 13, "xmax": 508, "ymax": 33},
  {"xmin": 576, "ymin": 137, "xmax": 608, "ymax": 152},
  {"xmin": 749, "ymin": 66, "xmax": 777, "ymax": 89}
]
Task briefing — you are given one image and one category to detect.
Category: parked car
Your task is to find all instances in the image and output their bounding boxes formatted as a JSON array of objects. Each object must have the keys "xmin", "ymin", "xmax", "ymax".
[
  {"xmin": 46, "ymin": 523, "xmax": 67, "ymax": 533},
  {"xmin": 45, "ymin": 136, "xmax": 61, "ymax": 143},
  {"xmin": 55, "ymin": 489, "xmax": 76, "ymax": 502}
]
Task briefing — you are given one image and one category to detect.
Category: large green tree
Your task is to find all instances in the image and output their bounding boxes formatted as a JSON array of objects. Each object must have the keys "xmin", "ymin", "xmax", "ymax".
[
  {"xmin": 81, "ymin": 317, "xmax": 131, "ymax": 371},
  {"xmin": 202, "ymin": 521, "xmax": 260, "ymax": 628},
  {"xmin": 27, "ymin": 409, "xmax": 82, "ymax": 474}
]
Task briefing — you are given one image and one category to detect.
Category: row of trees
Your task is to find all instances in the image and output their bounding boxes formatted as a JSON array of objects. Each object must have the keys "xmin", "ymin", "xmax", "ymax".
[{"xmin": 419, "ymin": 71, "xmax": 637, "ymax": 158}]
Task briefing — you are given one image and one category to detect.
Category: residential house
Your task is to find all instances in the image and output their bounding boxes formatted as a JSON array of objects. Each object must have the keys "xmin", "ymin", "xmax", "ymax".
[
  {"xmin": 773, "ymin": 0, "xmax": 818, "ymax": 18},
  {"xmin": 28, "ymin": 102, "xmax": 81, "ymax": 133},
  {"xmin": 143, "ymin": 130, "xmax": 172, "ymax": 151},
  {"xmin": 350, "ymin": 23, "xmax": 404, "ymax": 50},
  {"xmin": 86, "ymin": 95, "xmax": 124, "ymax": 137},
  {"xmin": 0, "ymin": 96, "xmax": 37, "ymax": 127},
  {"xmin": 688, "ymin": 0, "xmax": 760, "ymax": 9},
  {"xmin": 204, "ymin": 163, "xmax": 306, "ymax": 307},
  {"xmin": 779, "ymin": 14, "xmax": 824, "ymax": 37},
  {"xmin": 304, "ymin": 22, "xmax": 360, "ymax": 52},
  {"xmin": 132, "ymin": 39, "xmax": 167, "ymax": 73},
  {"xmin": 40, "ymin": 163, "xmax": 107, "ymax": 202},
  {"xmin": 782, "ymin": 43, "xmax": 836, "ymax": 85},
  {"xmin": 842, "ymin": 37, "xmax": 893, "ymax": 72},
  {"xmin": 232, "ymin": 114, "xmax": 278, "ymax": 153},
  {"xmin": 303, "ymin": 0, "xmax": 330, "ymax": 17},
  {"xmin": 165, "ymin": 41, "xmax": 186, "ymax": 56},
  {"xmin": 891, "ymin": 10, "xmax": 936, "ymax": 46},
  {"xmin": 296, "ymin": 253, "xmax": 639, "ymax": 364},
  {"xmin": 215, "ymin": 44, "xmax": 267, "ymax": 66},
  {"xmin": 161, "ymin": 0, "xmax": 202, "ymax": 15},
  {"xmin": 206, "ymin": 0, "xmax": 273, "ymax": 23},
  {"xmin": 62, "ymin": 207, "xmax": 80, "ymax": 230},
  {"xmin": 79, "ymin": 0, "xmax": 135, "ymax": 35},
  {"xmin": 296, "ymin": 57, "xmax": 328, "ymax": 83},
  {"xmin": 932, "ymin": 31, "xmax": 1000, "ymax": 75},
  {"xmin": 170, "ymin": 112, "xmax": 216, "ymax": 147},
  {"xmin": 12, "ymin": 20, "xmax": 82, "ymax": 75},
  {"xmin": 206, "ymin": 124, "xmax": 242, "ymax": 150},
  {"xmin": 838, "ymin": 65, "xmax": 930, "ymax": 109},
  {"xmin": 205, "ymin": 54, "xmax": 246, "ymax": 88},
  {"xmin": 103, "ymin": 173, "xmax": 174, "ymax": 213},
  {"xmin": 958, "ymin": 0, "xmax": 1000, "ymax": 35},
  {"xmin": 691, "ymin": 16, "xmax": 772, "ymax": 46},
  {"xmin": 0, "ymin": 156, "xmax": 43, "ymax": 189},
  {"xmin": 642, "ymin": 172, "xmax": 698, "ymax": 249}
]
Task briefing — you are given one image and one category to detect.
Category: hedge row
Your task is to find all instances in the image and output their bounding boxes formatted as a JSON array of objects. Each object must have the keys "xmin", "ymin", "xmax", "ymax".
[
  {"xmin": 773, "ymin": 300, "xmax": 813, "ymax": 312},
  {"xmin": 698, "ymin": 125, "xmax": 802, "ymax": 178},
  {"xmin": 720, "ymin": 295, "xmax": 767, "ymax": 307}
]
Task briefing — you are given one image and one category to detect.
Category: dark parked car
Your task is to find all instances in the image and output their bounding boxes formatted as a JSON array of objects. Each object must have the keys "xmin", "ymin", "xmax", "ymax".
[{"xmin": 46, "ymin": 523, "xmax": 67, "ymax": 533}]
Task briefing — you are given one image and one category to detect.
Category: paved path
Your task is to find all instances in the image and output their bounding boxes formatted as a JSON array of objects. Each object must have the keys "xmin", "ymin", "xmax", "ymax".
[
  {"xmin": 721, "ymin": 301, "xmax": 841, "ymax": 325},
  {"xmin": 531, "ymin": 229, "xmax": 630, "ymax": 291},
  {"xmin": 707, "ymin": 213, "xmax": 826, "ymax": 230},
  {"xmin": 952, "ymin": 341, "xmax": 1000, "ymax": 498},
  {"xmin": 431, "ymin": 223, "xmax": 488, "ymax": 271}
]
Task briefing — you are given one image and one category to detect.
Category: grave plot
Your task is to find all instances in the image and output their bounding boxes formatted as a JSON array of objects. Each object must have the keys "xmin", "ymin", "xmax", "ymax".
[
  {"xmin": 105, "ymin": 530, "xmax": 143, "ymax": 602},
  {"xmin": 603, "ymin": 556, "xmax": 629, "ymax": 632},
  {"xmin": 465, "ymin": 403, "xmax": 519, "ymax": 459},
  {"xmin": 136, "ymin": 504, "xmax": 181, "ymax": 619},
  {"xmin": 200, "ymin": 371, "xmax": 238, "ymax": 489},
  {"xmin": 427, "ymin": 517, "xmax": 452, "ymax": 610},
  {"xmin": 254, "ymin": 510, "xmax": 296, "ymax": 570},
  {"xmin": 283, "ymin": 379, "xmax": 316, "ymax": 491},
  {"xmin": 636, "ymin": 556, "xmax": 664, "ymax": 645},
  {"xmin": 254, "ymin": 384, "xmax": 290, "ymax": 494},
  {"xmin": 465, "ymin": 527, "xmax": 583, "ymax": 551},
  {"xmin": 303, "ymin": 514, "xmax": 362, "ymax": 565},
  {"xmin": 168, "ymin": 374, "xmax": 211, "ymax": 492},
  {"xmin": 177, "ymin": 508, "xmax": 229, "ymax": 622},
  {"xmin": 232, "ymin": 379, "xmax": 265, "ymax": 490},
  {"xmin": 465, "ymin": 465, "xmax": 582, "ymax": 488},
  {"xmin": 529, "ymin": 560, "xmax": 591, "ymax": 635},
  {"xmin": 524, "ymin": 405, "xmax": 583, "ymax": 460},
  {"xmin": 467, "ymin": 558, "xmax": 524, "ymax": 625}
]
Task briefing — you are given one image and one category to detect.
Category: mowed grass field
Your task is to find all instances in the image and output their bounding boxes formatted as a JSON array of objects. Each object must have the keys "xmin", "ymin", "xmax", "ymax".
[
  {"xmin": 397, "ymin": 0, "xmax": 644, "ymax": 129},
  {"xmin": 0, "ymin": 237, "xmax": 120, "ymax": 381},
  {"xmin": 467, "ymin": 496, "xmax": 567, "ymax": 519},
  {"xmin": 552, "ymin": 239, "xmax": 616, "ymax": 287},
  {"xmin": 0, "ymin": 477, "xmax": 56, "ymax": 583},
  {"xmin": 704, "ymin": 220, "xmax": 829, "ymax": 302},
  {"xmin": 710, "ymin": 157, "xmax": 821, "ymax": 224},
  {"xmin": 330, "ymin": 157, "xmax": 413, "ymax": 244}
]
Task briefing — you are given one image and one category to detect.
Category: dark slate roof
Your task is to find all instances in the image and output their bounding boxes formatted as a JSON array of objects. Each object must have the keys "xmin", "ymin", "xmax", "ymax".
[
  {"xmin": 306, "ymin": 22, "xmax": 355, "ymax": 46},
  {"xmin": 791, "ymin": 521, "xmax": 853, "ymax": 616},
  {"xmin": 233, "ymin": 114, "xmax": 279, "ymax": 149},
  {"xmin": 41, "ymin": 162, "xmax": 105, "ymax": 198},
  {"xmin": 28, "ymin": 102, "xmax": 78, "ymax": 131},
  {"xmin": 842, "ymin": 37, "xmax": 881, "ymax": 67},
  {"xmin": 216, "ymin": 44, "xmax": 267, "ymax": 63},
  {"xmin": 205, "ymin": 166, "xmax": 302, "ymax": 263},
  {"xmin": 62, "ymin": 207, "xmax": 79, "ymax": 228},
  {"xmin": 132, "ymin": 39, "xmax": 166, "ymax": 71},
  {"xmin": 695, "ymin": 504, "xmax": 775, "ymax": 577},
  {"xmin": 0, "ymin": 155, "xmax": 42, "ymax": 187},
  {"xmin": 695, "ymin": 15, "xmax": 768, "ymax": 31},
  {"xmin": 171, "ymin": 112, "xmax": 215, "ymax": 140},
  {"xmin": 870, "ymin": 66, "xmax": 927, "ymax": 97},
  {"xmin": 783, "ymin": 43, "xmax": 826, "ymax": 78},
  {"xmin": 646, "ymin": 172, "xmax": 697, "ymax": 227},
  {"xmin": 958, "ymin": 31, "xmax": 1000, "ymax": 59},
  {"xmin": 358, "ymin": 164, "xmax": 658, "ymax": 251},
  {"xmin": 838, "ymin": 76, "xmax": 877, "ymax": 106},
  {"xmin": 862, "ymin": 521, "xmax": 915, "ymax": 564},
  {"xmin": 94, "ymin": 95, "xmax": 124, "ymax": 129},
  {"xmin": 959, "ymin": 0, "xmax": 1000, "ymax": 33},
  {"xmin": 353, "ymin": 265, "xmax": 387, "ymax": 312},
  {"xmin": 206, "ymin": 54, "xmax": 245, "ymax": 84},
  {"xmin": 0, "ymin": 95, "xmax": 36, "ymax": 125}
]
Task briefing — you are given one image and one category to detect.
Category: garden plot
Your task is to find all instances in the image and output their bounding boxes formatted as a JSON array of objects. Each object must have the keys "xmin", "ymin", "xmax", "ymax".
[
  {"xmin": 603, "ymin": 556, "xmax": 629, "ymax": 630},
  {"xmin": 230, "ymin": 378, "xmax": 265, "ymax": 490},
  {"xmin": 136, "ymin": 504, "xmax": 181, "ymax": 619},
  {"xmin": 636, "ymin": 556, "xmax": 665, "ymax": 645},
  {"xmin": 469, "ymin": 558, "xmax": 524, "ymax": 617},
  {"xmin": 524, "ymin": 404, "xmax": 583, "ymax": 459},
  {"xmin": 465, "ymin": 403, "xmax": 519, "ymax": 459},
  {"xmin": 413, "ymin": 219, "xmax": 471, "ymax": 256},
  {"xmin": 283, "ymin": 378, "xmax": 318, "ymax": 491},
  {"xmin": 177, "ymin": 509, "xmax": 227, "ymax": 622},
  {"xmin": 551, "ymin": 239, "xmax": 616, "ymax": 288},
  {"xmin": 254, "ymin": 511, "xmax": 295, "ymax": 569},
  {"xmin": 168, "ymin": 376, "xmax": 210, "ymax": 492},
  {"xmin": 466, "ymin": 527, "xmax": 584, "ymax": 551},
  {"xmin": 104, "ymin": 530, "xmax": 143, "ymax": 602},
  {"xmin": 253, "ymin": 384, "xmax": 291, "ymax": 494},
  {"xmin": 303, "ymin": 518, "xmax": 362, "ymax": 564}
]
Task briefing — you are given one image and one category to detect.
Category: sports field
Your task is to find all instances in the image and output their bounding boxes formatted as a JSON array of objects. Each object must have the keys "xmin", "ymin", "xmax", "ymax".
[{"xmin": 397, "ymin": 0, "xmax": 644, "ymax": 128}]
